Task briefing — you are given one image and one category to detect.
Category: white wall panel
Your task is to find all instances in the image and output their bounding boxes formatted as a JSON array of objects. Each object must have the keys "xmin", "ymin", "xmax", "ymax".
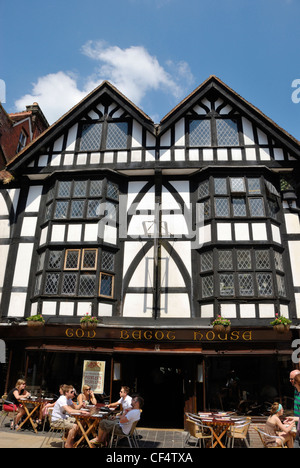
[
  {"xmin": 12, "ymin": 243, "xmax": 34, "ymax": 287},
  {"xmin": 25, "ymin": 186, "xmax": 43, "ymax": 212},
  {"xmin": 160, "ymin": 294, "xmax": 190, "ymax": 317},
  {"xmin": 289, "ymin": 241, "xmax": 300, "ymax": 286},
  {"xmin": 123, "ymin": 293, "xmax": 153, "ymax": 317},
  {"xmin": 8, "ymin": 293, "xmax": 27, "ymax": 317}
]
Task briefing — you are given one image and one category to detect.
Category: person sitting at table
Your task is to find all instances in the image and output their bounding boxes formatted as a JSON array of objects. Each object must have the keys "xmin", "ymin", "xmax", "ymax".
[
  {"xmin": 263, "ymin": 402, "xmax": 295, "ymax": 448},
  {"xmin": 51, "ymin": 384, "xmax": 89, "ymax": 448},
  {"xmin": 106, "ymin": 385, "xmax": 132, "ymax": 414},
  {"xmin": 77, "ymin": 385, "xmax": 97, "ymax": 407},
  {"xmin": 91, "ymin": 395, "xmax": 144, "ymax": 447},
  {"xmin": 4, "ymin": 379, "xmax": 31, "ymax": 430},
  {"xmin": 37, "ymin": 384, "xmax": 67, "ymax": 427}
]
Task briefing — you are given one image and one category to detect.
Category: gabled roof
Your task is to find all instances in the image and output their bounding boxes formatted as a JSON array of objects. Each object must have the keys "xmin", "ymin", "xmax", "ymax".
[
  {"xmin": 159, "ymin": 75, "xmax": 300, "ymax": 158},
  {"xmin": 7, "ymin": 81, "xmax": 155, "ymax": 172}
]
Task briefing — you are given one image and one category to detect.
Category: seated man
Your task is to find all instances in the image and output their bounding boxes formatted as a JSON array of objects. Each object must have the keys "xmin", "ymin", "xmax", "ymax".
[
  {"xmin": 92, "ymin": 395, "xmax": 144, "ymax": 446},
  {"xmin": 51, "ymin": 384, "xmax": 88, "ymax": 448},
  {"xmin": 106, "ymin": 385, "xmax": 132, "ymax": 414}
]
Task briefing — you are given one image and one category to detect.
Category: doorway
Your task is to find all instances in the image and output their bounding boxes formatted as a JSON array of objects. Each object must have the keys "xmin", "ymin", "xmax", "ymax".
[{"xmin": 116, "ymin": 354, "xmax": 197, "ymax": 429}]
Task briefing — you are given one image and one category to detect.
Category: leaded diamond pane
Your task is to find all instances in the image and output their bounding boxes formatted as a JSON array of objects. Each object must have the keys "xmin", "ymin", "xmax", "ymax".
[
  {"xmin": 190, "ymin": 120, "xmax": 211, "ymax": 146},
  {"xmin": 230, "ymin": 178, "xmax": 245, "ymax": 192},
  {"xmin": 201, "ymin": 251, "xmax": 213, "ymax": 272},
  {"xmin": 37, "ymin": 252, "xmax": 45, "ymax": 272},
  {"xmin": 73, "ymin": 181, "xmax": 87, "ymax": 198},
  {"xmin": 34, "ymin": 274, "xmax": 42, "ymax": 296},
  {"xmin": 82, "ymin": 250, "xmax": 97, "ymax": 270},
  {"xmin": 80, "ymin": 123, "xmax": 102, "ymax": 151},
  {"xmin": 48, "ymin": 251, "xmax": 63, "ymax": 269},
  {"xmin": 45, "ymin": 273, "xmax": 59, "ymax": 295},
  {"xmin": 214, "ymin": 178, "xmax": 228, "ymax": 195},
  {"xmin": 90, "ymin": 180, "xmax": 103, "ymax": 197},
  {"xmin": 237, "ymin": 250, "xmax": 252, "ymax": 270},
  {"xmin": 248, "ymin": 178, "xmax": 261, "ymax": 194},
  {"xmin": 219, "ymin": 274, "xmax": 235, "ymax": 296},
  {"xmin": 274, "ymin": 251, "xmax": 284, "ymax": 271},
  {"xmin": 277, "ymin": 275, "xmax": 286, "ymax": 296},
  {"xmin": 100, "ymin": 274, "xmax": 113, "ymax": 297},
  {"xmin": 215, "ymin": 198, "xmax": 230, "ymax": 217},
  {"xmin": 62, "ymin": 273, "xmax": 77, "ymax": 295},
  {"xmin": 255, "ymin": 251, "xmax": 270, "ymax": 269},
  {"xmin": 102, "ymin": 251, "xmax": 115, "ymax": 271},
  {"xmin": 238, "ymin": 273, "xmax": 254, "ymax": 296},
  {"xmin": 232, "ymin": 198, "xmax": 246, "ymax": 217},
  {"xmin": 79, "ymin": 274, "xmax": 96, "ymax": 296},
  {"xmin": 268, "ymin": 199, "xmax": 279, "ymax": 220},
  {"xmin": 70, "ymin": 200, "xmax": 85, "ymax": 218},
  {"xmin": 107, "ymin": 181, "xmax": 119, "ymax": 200},
  {"xmin": 106, "ymin": 122, "xmax": 128, "ymax": 149},
  {"xmin": 249, "ymin": 198, "xmax": 265, "ymax": 217},
  {"xmin": 87, "ymin": 200, "xmax": 101, "ymax": 218},
  {"xmin": 199, "ymin": 180, "xmax": 209, "ymax": 199},
  {"xmin": 219, "ymin": 251, "xmax": 233, "ymax": 270},
  {"xmin": 44, "ymin": 202, "xmax": 53, "ymax": 222},
  {"xmin": 257, "ymin": 273, "xmax": 273, "ymax": 296},
  {"xmin": 202, "ymin": 275, "xmax": 214, "ymax": 298},
  {"xmin": 65, "ymin": 250, "xmax": 80, "ymax": 269},
  {"xmin": 203, "ymin": 200, "xmax": 211, "ymax": 220},
  {"xmin": 216, "ymin": 119, "xmax": 239, "ymax": 146},
  {"xmin": 54, "ymin": 201, "xmax": 68, "ymax": 219},
  {"xmin": 58, "ymin": 181, "xmax": 72, "ymax": 198}
]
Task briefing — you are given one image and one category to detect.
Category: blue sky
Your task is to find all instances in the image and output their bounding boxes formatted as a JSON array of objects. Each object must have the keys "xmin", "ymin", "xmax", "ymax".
[{"xmin": 1, "ymin": 0, "xmax": 300, "ymax": 140}]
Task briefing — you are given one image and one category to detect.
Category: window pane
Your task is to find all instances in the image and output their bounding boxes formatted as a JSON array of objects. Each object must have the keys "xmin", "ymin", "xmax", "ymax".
[
  {"xmin": 214, "ymin": 178, "xmax": 228, "ymax": 195},
  {"xmin": 45, "ymin": 273, "xmax": 59, "ymax": 295},
  {"xmin": 257, "ymin": 273, "xmax": 273, "ymax": 296},
  {"xmin": 274, "ymin": 251, "xmax": 284, "ymax": 271},
  {"xmin": 54, "ymin": 201, "xmax": 68, "ymax": 219},
  {"xmin": 105, "ymin": 201, "xmax": 117, "ymax": 220},
  {"xmin": 202, "ymin": 276, "xmax": 214, "ymax": 298},
  {"xmin": 201, "ymin": 251, "xmax": 213, "ymax": 272},
  {"xmin": 277, "ymin": 274, "xmax": 286, "ymax": 296},
  {"xmin": 268, "ymin": 199, "xmax": 279, "ymax": 220},
  {"xmin": 48, "ymin": 251, "xmax": 63, "ymax": 269},
  {"xmin": 70, "ymin": 200, "xmax": 85, "ymax": 218},
  {"xmin": 216, "ymin": 119, "xmax": 239, "ymax": 146},
  {"xmin": 237, "ymin": 250, "xmax": 252, "ymax": 270},
  {"xmin": 249, "ymin": 198, "xmax": 265, "ymax": 217},
  {"xmin": 73, "ymin": 180, "xmax": 87, "ymax": 198},
  {"xmin": 199, "ymin": 180, "xmax": 210, "ymax": 199},
  {"xmin": 215, "ymin": 198, "xmax": 230, "ymax": 217},
  {"xmin": 230, "ymin": 178, "xmax": 245, "ymax": 192},
  {"xmin": 219, "ymin": 274, "xmax": 235, "ymax": 296},
  {"xmin": 82, "ymin": 249, "xmax": 97, "ymax": 270},
  {"xmin": 62, "ymin": 273, "xmax": 77, "ymax": 295},
  {"xmin": 232, "ymin": 198, "xmax": 246, "ymax": 216},
  {"xmin": 238, "ymin": 273, "xmax": 254, "ymax": 296},
  {"xmin": 106, "ymin": 122, "xmax": 128, "ymax": 149},
  {"xmin": 80, "ymin": 123, "xmax": 102, "ymax": 151},
  {"xmin": 102, "ymin": 251, "xmax": 115, "ymax": 271},
  {"xmin": 87, "ymin": 200, "xmax": 101, "ymax": 218},
  {"xmin": 255, "ymin": 251, "xmax": 270, "ymax": 269},
  {"xmin": 248, "ymin": 178, "xmax": 261, "ymax": 194},
  {"xmin": 58, "ymin": 181, "xmax": 72, "ymax": 198},
  {"xmin": 79, "ymin": 274, "xmax": 96, "ymax": 296},
  {"xmin": 219, "ymin": 251, "xmax": 233, "ymax": 270},
  {"xmin": 189, "ymin": 120, "xmax": 211, "ymax": 146},
  {"xmin": 107, "ymin": 181, "xmax": 119, "ymax": 200},
  {"xmin": 65, "ymin": 250, "xmax": 80, "ymax": 270},
  {"xmin": 100, "ymin": 274, "xmax": 113, "ymax": 297},
  {"xmin": 90, "ymin": 180, "xmax": 103, "ymax": 197}
]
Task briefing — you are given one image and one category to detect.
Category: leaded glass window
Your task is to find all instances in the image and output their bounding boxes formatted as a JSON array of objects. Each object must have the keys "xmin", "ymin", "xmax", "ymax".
[
  {"xmin": 220, "ymin": 274, "xmax": 235, "ymax": 296},
  {"xmin": 249, "ymin": 198, "xmax": 265, "ymax": 217},
  {"xmin": 215, "ymin": 198, "xmax": 230, "ymax": 217},
  {"xmin": 232, "ymin": 198, "xmax": 246, "ymax": 217},
  {"xmin": 200, "ymin": 251, "xmax": 213, "ymax": 272},
  {"xmin": 45, "ymin": 273, "xmax": 59, "ymax": 295},
  {"xmin": 202, "ymin": 275, "xmax": 214, "ymax": 298},
  {"xmin": 238, "ymin": 273, "xmax": 254, "ymax": 296},
  {"xmin": 257, "ymin": 273, "xmax": 273, "ymax": 296},
  {"xmin": 99, "ymin": 273, "xmax": 114, "ymax": 297},
  {"xmin": 216, "ymin": 119, "xmax": 239, "ymax": 146},
  {"xmin": 80, "ymin": 123, "xmax": 103, "ymax": 151},
  {"xmin": 190, "ymin": 120, "xmax": 211, "ymax": 146},
  {"xmin": 237, "ymin": 250, "xmax": 252, "ymax": 270},
  {"xmin": 79, "ymin": 274, "xmax": 96, "ymax": 296},
  {"xmin": 219, "ymin": 251, "xmax": 233, "ymax": 270},
  {"xmin": 107, "ymin": 122, "xmax": 128, "ymax": 149}
]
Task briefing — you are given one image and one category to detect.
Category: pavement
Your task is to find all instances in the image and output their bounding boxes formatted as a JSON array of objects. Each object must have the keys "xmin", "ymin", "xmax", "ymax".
[{"xmin": 0, "ymin": 424, "xmax": 265, "ymax": 449}]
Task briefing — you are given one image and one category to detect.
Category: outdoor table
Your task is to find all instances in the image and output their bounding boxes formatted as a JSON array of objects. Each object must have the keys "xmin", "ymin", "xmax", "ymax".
[
  {"xmin": 200, "ymin": 417, "xmax": 235, "ymax": 448},
  {"xmin": 73, "ymin": 407, "xmax": 116, "ymax": 448},
  {"xmin": 17, "ymin": 398, "xmax": 53, "ymax": 434}
]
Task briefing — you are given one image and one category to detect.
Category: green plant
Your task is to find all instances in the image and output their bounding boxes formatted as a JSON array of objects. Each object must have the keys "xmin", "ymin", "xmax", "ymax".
[
  {"xmin": 212, "ymin": 315, "xmax": 231, "ymax": 327},
  {"xmin": 26, "ymin": 314, "xmax": 45, "ymax": 324},
  {"xmin": 270, "ymin": 314, "xmax": 292, "ymax": 326},
  {"xmin": 80, "ymin": 313, "xmax": 98, "ymax": 324}
]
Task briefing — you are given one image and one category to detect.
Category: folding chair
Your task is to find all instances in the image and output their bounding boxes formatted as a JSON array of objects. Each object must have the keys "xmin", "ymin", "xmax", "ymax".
[
  {"xmin": 185, "ymin": 414, "xmax": 214, "ymax": 448},
  {"xmin": 0, "ymin": 396, "xmax": 17, "ymax": 429},
  {"xmin": 226, "ymin": 418, "xmax": 251, "ymax": 448},
  {"xmin": 40, "ymin": 409, "xmax": 66, "ymax": 448},
  {"xmin": 110, "ymin": 420, "xmax": 139, "ymax": 448},
  {"xmin": 253, "ymin": 426, "xmax": 287, "ymax": 448}
]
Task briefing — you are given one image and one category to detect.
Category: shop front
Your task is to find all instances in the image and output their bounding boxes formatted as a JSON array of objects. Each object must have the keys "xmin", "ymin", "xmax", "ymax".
[{"xmin": 0, "ymin": 324, "xmax": 297, "ymax": 428}]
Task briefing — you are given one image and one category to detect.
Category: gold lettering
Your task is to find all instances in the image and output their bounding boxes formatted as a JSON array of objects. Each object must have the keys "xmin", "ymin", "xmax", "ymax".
[
  {"xmin": 230, "ymin": 331, "xmax": 239, "ymax": 341},
  {"xmin": 132, "ymin": 330, "xmax": 142, "ymax": 340},
  {"xmin": 242, "ymin": 331, "xmax": 252, "ymax": 341},
  {"xmin": 76, "ymin": 328, "xmax": 84, "ymax": 338},
  {"xmin": 144, "ymin": 330, "xmax": 153, "ymax": 340},
  {"xmin": 206, "ymin": 331, "xmax": 215, "ymax": 341},
  {"xmin": 155, "ymin": 331, "xmax": 164, "ymax": 341},
  {"xmin": 87, "ymin": 330, "xmax": 96, "ymax": 339},
  {"xmin": 120, "ymin": 330, "xmax": 130, "ymax": 340},
  {"xmin": 166, "ymin": 331, "xmax": 176, "ymax": 341},
  {"xmin": 66, "ymin": 328, "xmax": 74, "ymax": 338},
  {"xmin": 194, "ymin": 331, "xmax": 204, "ymax": 341},
  {"xmin": 218, "ymin": 333, "xmax": 228, "ymax": 341}
]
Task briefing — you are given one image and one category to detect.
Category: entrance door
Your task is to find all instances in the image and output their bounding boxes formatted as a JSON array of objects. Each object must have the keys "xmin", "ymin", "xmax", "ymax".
[{"xmin": 118, "ymin": 354, "xmax": 196, "ymax": 429}]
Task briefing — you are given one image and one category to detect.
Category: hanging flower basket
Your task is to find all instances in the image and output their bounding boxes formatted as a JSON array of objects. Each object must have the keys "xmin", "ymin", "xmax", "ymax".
[
  {"xmin": 212, "ymin": 316, "xmax": 231, "ymax": 334},
  {"xmin": 80, "ymin": 314, "xmax": 98, "ymax": 330},
  {"xmin": 26, "ymin": 314, "xmax": 45, "ymax": 328},
  {"xmin": 270, "ymin": 314, "xmax": 292, "ymax": 334}
]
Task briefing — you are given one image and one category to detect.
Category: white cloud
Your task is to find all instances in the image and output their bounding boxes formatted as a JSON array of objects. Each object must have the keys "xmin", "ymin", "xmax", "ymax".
[{"xmin": 15, "ymin": 42, "xmax": 194, "ymax": 124}]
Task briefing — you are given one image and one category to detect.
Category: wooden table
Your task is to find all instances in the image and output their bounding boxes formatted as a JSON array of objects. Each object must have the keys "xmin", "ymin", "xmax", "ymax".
[
  {"xmin": 73, "ymin": 408, "xmax": 115, "ymax": 448},
  {"xmin": 201, "ymin": 418, "xmax": 235, "ymax": 448},
  {"xmin": 17, "ymin": 398, "xmax": 53, "ymax": 434}
]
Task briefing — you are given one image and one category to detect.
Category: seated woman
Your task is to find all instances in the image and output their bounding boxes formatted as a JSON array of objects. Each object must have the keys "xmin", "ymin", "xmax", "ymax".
[
  {"xmin": 77, "ymin": 385, "xmax": 97, "ymax": 407},
  {"xmin": 4, "ymin": 379, "xmax": 31, "ymax": 429},
  {"xmin": 264, "ymin": 402, "xmax": 295, "ymax": 448}
]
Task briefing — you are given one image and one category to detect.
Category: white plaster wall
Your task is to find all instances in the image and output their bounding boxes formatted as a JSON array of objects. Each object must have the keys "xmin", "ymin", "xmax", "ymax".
[
  {"xmin": 160, "ymin": 293, "xmax": 190, "ymax": 318},
  {"xmin": 21, "ymin": 217, "xmax": 37, "ymax": 237},
  {"xmin": 12, "ymin": 243, "xmax": 34, "ymax": 287},
  {"xmin": 123, "ymin": 293, "xmax": 153, "ymax": 317},
  {"xmin": 0, "ymin": 245, "xmax": 9, "ymax": 288},
  {"xmin": 8, "ymin": 293, "xmax": 27, "ymax": 317},
  {"xmin": 25, "ymin": 186, "xmax": 43, "ymax": 212},
  {"xmin": 288, "ymin": 241, "xmax": 300, "ymax": 287},
  {"xmin": 128, "ymin": 248, "xmax": 154, "ymax": 288},
  {"xmin": 285, "ymin": 214, "xmax": 300, "ymax": 234}
]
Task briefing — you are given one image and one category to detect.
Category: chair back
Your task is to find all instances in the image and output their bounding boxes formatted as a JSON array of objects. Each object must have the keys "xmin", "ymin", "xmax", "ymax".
[{"xmin": 253, "ymin": 426, "xmax": 285, "ymax": 448}]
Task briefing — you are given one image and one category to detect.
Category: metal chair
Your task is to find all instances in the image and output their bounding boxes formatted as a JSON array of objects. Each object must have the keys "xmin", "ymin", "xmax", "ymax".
[
  {"xmin": 40, "ymin": 409, "xmax": 65, "ymax": 448},
  {"xmin": 0, "ymin": 396, "xmax": 17, "ymax": 429},
  {"xmin": 185, "ymin": 414, "xmax": 214, "ymax": 448},
  {"xmin": 109, "ymin": 420, "xmax": 139, "ymax": 448},
  {"xmin": 253, "ymin": 426, "xmax": 287, "ymax": 448},
  {"xmin": 226, "ymin": 418, "xmax": 251, "ymax": 448}
]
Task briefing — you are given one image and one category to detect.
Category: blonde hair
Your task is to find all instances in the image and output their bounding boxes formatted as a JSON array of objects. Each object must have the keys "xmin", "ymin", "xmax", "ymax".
[
  {"xmin": 15, "ymin": 379, "xmax": 26, "ymax": 388},
  {"xmin": 82, "ymin": 385, "xmax": 91, "ymax": 392}
]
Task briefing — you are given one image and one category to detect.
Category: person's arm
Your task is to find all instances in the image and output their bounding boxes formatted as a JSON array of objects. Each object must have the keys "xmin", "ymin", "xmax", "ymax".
[
  {"xmin": 107, "ymin": 400, "xmax": 120, "ymax": 408},
  {"xmin": 275, "ymin": 416, "xmax": 294, "ymax": 434},
  {"xmin": 89, "ymin": 391, "xmax": 97, "ymax": 405},
  {"xmin": 63, "ymin": 404, "xmax": 88, "ymax": 415},
  {"xmin": 13, "ymin": 389, "xmax": 30, "ymax": 400}
]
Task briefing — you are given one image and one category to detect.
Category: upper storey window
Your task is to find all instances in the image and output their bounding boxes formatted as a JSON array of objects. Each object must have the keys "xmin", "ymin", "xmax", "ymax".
[
  {"xmin": 189, "ymin": 118, "xmax": 239, "ymax": 147},
  {"xmin": 79, "ymin": 121, "xmax": 129, "ymax": 151}
]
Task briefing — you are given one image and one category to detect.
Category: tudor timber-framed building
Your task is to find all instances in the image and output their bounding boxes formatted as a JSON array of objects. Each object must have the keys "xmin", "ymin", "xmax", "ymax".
[{"xmin": 1, "ymin": 76, "xmax": 300, "ymax": 427}]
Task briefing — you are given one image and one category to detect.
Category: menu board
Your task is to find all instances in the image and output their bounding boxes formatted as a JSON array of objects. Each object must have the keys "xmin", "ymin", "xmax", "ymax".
[{"xmin": 82, "ymin": 360, "xmax": 106, "ymax": 394}]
